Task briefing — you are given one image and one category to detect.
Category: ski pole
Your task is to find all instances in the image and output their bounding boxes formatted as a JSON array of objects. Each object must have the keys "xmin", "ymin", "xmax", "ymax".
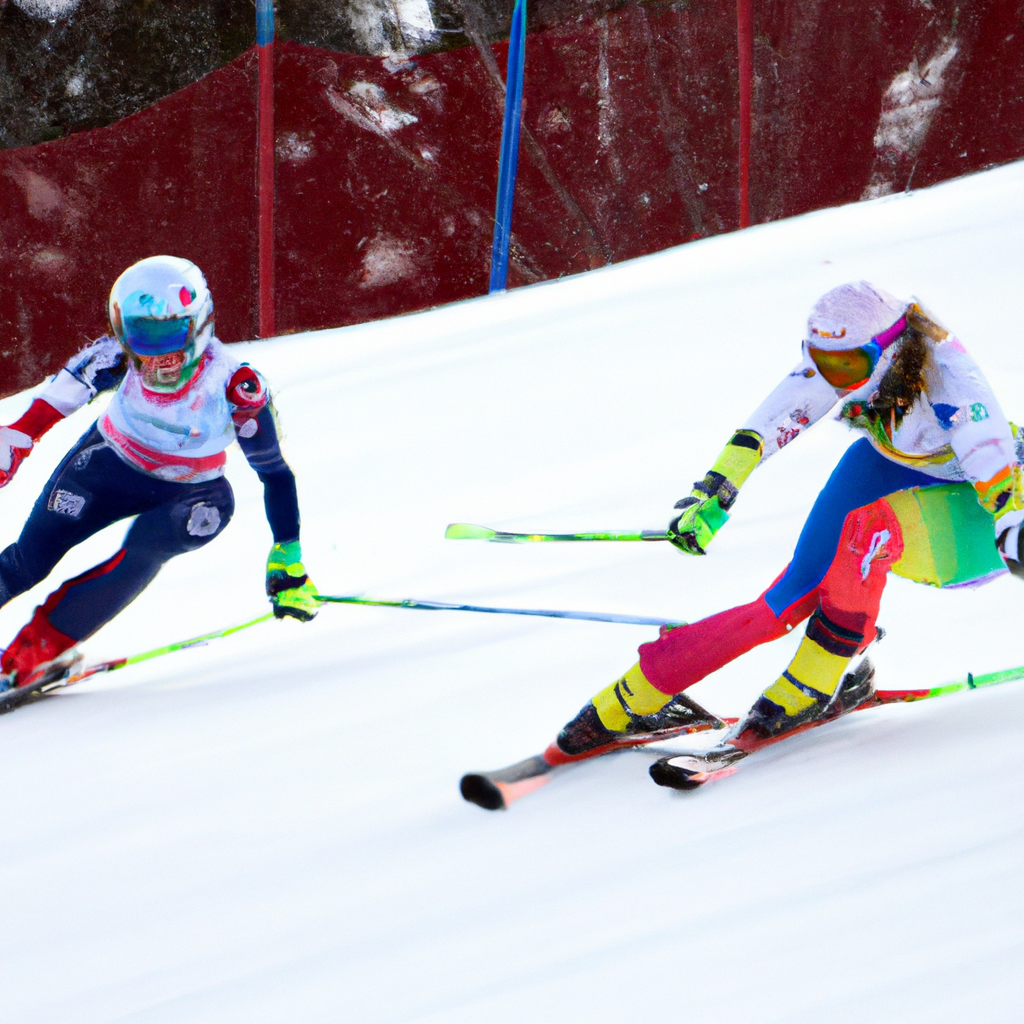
[
  {"xmin": 316, "ymin": 594, "xmax": 683, "ymax": 627},
  {"xmin": 67, "ymin": 611, "xmax": 276, "ymax": 685},
  {"xmin": 446, "ymin": 523, "xmax": 669, "ymax": 542}
]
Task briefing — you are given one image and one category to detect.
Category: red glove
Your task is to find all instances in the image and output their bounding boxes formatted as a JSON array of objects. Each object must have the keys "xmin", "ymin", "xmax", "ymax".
[{"xmin": 0, "ymin": 399, "xmax": 64, "ymax": 488}]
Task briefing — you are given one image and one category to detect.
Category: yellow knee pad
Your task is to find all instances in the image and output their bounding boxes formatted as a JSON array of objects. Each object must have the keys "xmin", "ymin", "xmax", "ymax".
[{"xmin": 592, "ymin": 662, "xmax": 673, "ymax": 732}]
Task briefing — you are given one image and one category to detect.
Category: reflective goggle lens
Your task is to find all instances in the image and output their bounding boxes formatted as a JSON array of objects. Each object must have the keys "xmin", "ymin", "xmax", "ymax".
[
  {"xmin": 808, "ymin": 341, "xmax": 880, "ymax": 389},
  {"xmin": 122, "ymin": 315, "xmax": 192, "ymax": 356}
]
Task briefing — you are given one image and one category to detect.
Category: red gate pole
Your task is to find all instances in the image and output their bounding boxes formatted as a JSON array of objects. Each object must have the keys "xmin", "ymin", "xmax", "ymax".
[
  {"xmin": 256, "ymin": 0, "xmax": 275, "ymax": 337},
  {"xmin": 737, "ymin": 0, "xmax": 753, "ymax": 229}
]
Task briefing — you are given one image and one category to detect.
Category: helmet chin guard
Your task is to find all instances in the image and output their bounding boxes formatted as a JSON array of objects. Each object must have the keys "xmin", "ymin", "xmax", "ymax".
[{"xmin": 109, "ymin": 255, "xmax": 214, "ymax": 390}]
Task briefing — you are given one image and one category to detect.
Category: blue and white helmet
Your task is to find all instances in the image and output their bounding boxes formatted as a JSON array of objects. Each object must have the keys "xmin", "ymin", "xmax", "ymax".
[{"xmin": 109, "ymin": 255, "xmax": 214, "ymax": 360}]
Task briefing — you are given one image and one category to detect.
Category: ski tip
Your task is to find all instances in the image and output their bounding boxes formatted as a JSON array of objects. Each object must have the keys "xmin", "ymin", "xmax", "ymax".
[
  {"xmin": 460, "ymin": 773, "xmax": 507, "ymax": 810},
  {"xmin": 648, "ymin": 757, "xmax": 706, "ymax": 791},
  {"xmin": 445, "ymin": 523, "xmax": 496, "ymax": 541}
]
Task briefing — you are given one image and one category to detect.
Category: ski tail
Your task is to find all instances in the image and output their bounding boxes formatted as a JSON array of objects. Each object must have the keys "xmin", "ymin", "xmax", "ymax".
[
  {"xmin": 460, "ymin": 755, "xmax": 555, "ymax": 810},
  {"xmin": 460, "ymin": 694, "xmax": 732, "ymax": 810},
  {"xmin": 649, "ymin": 749, "xmax": 747, "ymax": 789}
]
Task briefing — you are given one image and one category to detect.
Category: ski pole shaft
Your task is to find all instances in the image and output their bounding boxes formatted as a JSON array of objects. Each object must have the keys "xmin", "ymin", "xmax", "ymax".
[
  {"xmin": 67, "ymin": 612, "xmax": 276, "ymax": 684},
  {"xmin": 445, "ymin": 523, "xmax": 668, "ymax": 542},
  {"xmin": 317, "ymin": 594, "xmax": 682, "ymax": 627}
]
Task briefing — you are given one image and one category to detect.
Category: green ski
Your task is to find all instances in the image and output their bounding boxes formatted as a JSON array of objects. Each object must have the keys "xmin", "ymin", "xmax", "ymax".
[{"xmin": 0, "ymin": 612, "xmax": 275, "ymax": 715}]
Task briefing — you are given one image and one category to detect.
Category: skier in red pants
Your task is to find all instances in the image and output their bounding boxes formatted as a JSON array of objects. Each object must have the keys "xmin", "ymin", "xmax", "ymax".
[
  {"xmin": 0, "ymin": 255, "xmax": 319, "ymax": 693},
  {"xmin": 554, "ymin": 281, "xmax": 1022, "ymax": 756}
]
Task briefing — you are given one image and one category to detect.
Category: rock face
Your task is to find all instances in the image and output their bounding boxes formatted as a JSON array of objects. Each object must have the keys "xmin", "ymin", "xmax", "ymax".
[
  {"xmin": 2, "ymin": 0, "xmax": 1023, "ymax": 397},
  {"xmin": 0, "ymin": 0, "xmax": 625, "ymax": 151}
]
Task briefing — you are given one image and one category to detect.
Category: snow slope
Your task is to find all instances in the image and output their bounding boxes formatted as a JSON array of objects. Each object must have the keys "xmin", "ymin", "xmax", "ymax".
[{"xmin": 2, "ymin": 161, "xmax": 1024, "ymax": 1023}]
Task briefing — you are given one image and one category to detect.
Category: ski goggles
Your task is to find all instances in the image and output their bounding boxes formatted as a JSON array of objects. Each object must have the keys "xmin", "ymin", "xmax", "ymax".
[
  {"xmin": 807, "ymin": 314, "xmax": 908, "ymax": 389},
  {"xmin": 121, "ymin": 314, "xmax": 194, "ymax": 357}
]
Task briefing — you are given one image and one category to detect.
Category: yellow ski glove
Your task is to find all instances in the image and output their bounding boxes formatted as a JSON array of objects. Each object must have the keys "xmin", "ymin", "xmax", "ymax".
[
  {"xmin": 266, "ymin": 541, "xmax": 320, "ymax": 621},
  {"xmin": 668, "ymin": 429, "xmax": 763, "ymax": 555}
]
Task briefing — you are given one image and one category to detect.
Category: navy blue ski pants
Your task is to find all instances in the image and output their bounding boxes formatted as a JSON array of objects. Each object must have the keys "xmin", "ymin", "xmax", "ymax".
[{"xmin": 0, "ymin": 424, "xmax": 233, "ymax": 642}]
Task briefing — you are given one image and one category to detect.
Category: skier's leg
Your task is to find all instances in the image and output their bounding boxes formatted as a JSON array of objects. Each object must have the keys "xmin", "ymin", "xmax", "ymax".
[
  {"xmin": 1, "ymin": 477, "xmax": 234, "ymax": 683},
  {"xmin": 554, "ymin": 440, "xmax": 937, "ymax": 756},
  {"xmin": 737, "ymin": 478, "xmax": 1010, "ymax": 743},
  {"xmin": 0, "ymin": 425, "xmax": 165, "ymax": 608},
  {"xmin": 736, "ymin": 497, "xmax": 904, "ymax": 743},
  {"xmin": 555, "ymin": 585, "xmax": 820, "ymax": 756},
  {"xmin": 637, "ymin": 585, "xmax": 818, "ymax": 695},
  {"xmin": 761, "ymin": 438, "xmax": 939, "ymax": 614},
  {"xmin": 634, "ymin": 439, "xmax": 938, "ymax": 698}
]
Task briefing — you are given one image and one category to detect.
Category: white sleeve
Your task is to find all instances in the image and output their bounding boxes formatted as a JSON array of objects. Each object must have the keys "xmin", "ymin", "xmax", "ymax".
[
  {"xmin": 950, "ymin": 416, "xmax": 1015, "ymax": 485},
  {"xmin": 741, "ymin": 351, "xmax": 840, "ymax": 461},
  {"xmin": 39, "ymin": 369, "xmax": 91, "ymax": 416},
  {"xmin": 38, "ymin": 337, "xmax": 126, "ymax": 416},
  {"xmin": 931, "ymin": 342, "xmax": 1015, "ymax": 487}
]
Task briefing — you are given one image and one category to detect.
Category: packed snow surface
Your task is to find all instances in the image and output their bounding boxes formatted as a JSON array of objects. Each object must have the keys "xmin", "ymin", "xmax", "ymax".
[{"xmin": 3, "ymin": 161, "xmax": 1024, "ymax": 1022}]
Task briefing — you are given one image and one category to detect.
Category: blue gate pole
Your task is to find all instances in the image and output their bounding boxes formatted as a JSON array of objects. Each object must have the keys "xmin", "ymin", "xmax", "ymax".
[{"xmin": 489, "ymin": 0, "xmax": 527, "ymax": 293}]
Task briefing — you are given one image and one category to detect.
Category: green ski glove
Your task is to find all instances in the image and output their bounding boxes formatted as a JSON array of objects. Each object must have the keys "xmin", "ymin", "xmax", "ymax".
[
  {"xmin": 668, "ymin": 429, "xmax": 763, "ymax": 555},
  {"xmin": 668, "ymin": 494, "xmax": 730, "ymax": 556},
  {"xmin": 266, "ymin": 541, "xmax": 320, "ymax": 621}
]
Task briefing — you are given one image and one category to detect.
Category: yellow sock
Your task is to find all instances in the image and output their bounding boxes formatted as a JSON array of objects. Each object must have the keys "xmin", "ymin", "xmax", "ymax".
[
  {"xmin": 760, "ymin": 634, "xmax": 850, "ymax": 718},
  {"xmin": 592, "ymin": 662, "xmax": 673, "ymax": 732}
]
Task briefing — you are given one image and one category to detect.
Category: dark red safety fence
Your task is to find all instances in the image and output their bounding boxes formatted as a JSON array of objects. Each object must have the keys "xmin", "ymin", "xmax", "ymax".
[
  {"xmin": 2, "ymin": 0, "xmax": 1022, "ymax": 398},
  {"xmin": 0, "ymin": 49, "xmax": 260, "ymax": 394}
]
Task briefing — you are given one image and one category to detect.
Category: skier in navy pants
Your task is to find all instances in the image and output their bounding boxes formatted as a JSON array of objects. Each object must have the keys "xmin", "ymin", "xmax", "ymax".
[{"xmin": 0, "ymin": 255, "xmax": 319, "ymax": 691}]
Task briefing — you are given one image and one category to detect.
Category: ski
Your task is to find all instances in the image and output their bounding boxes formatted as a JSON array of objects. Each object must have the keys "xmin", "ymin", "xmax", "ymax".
[
  {"xmin": 445, "ymin": 523, "xmax": 668, "ymax": 543},
  {"xmin": 0, "ymin": 653, "xmax": 87, "ymax": 714},
  {"xmin": 460, "ymin": 693, "xmax": 736, "ymax": 810},
  {"xmin": 317, "ymin": 594, "xmax": 684, "ymax": 627},
  {"xmin": 0, "ymin": 612, "xmax": 274, "ymax": 716},
  {"xmin": 461, "ymin": 657, "xmax": 1024, "ymax": 807},
  {"xmin": 649, "ymin": 658, "xmax": 1024, "ymax": 790}
]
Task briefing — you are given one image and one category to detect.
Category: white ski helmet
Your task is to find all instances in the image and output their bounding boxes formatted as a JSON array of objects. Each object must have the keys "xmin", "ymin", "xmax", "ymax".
[
  {"xmin": 806, "ymin": 281, "xmax": 907, "ymax": 350},
  {"xmin": 109, "ymin": 255, "xmax": 214, "ymax": 370}
]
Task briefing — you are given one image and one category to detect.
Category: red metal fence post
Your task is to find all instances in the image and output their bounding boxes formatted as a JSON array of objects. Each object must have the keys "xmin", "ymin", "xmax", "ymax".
[
  {"xmin": 736, "ymin": 0, "xmax": 753, "ymax": 229},
  {"xmin": 257, "ymin": 1, "xmax": 275, "ymax": 337}
]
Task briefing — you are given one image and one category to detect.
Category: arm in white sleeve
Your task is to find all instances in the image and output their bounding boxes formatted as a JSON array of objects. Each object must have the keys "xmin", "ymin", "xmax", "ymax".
[
  {"xmin": 2, "ymin": 337, "xmax": 126, "ymax": 486},
  {"xmin": 949, "ymin": 414, "xmax": 1015, "ymax": 491},
  {"xmin": 740, "ymin": 351, "xmax": 841, "ymax": 462},
  {"xmin": 666, "ymin": 353, "xmax": 841, "ymax": 554},
  {"xmin": 931, "ymin": 341, "xmax": 1016, "ymax": 511},
  {"xmin": 39, "ymin": 336, "xmax": 127, "ymax": 415}
]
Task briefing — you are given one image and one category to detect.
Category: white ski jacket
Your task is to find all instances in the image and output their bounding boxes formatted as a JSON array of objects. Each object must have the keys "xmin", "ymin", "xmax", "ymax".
[
  {"xmin": 38, "ymin": 336, "xmax": 267, "ymax": 483},
  {"xmin": 744, "ymin": 335, "xmax": 1017, "ymax": 494}
]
